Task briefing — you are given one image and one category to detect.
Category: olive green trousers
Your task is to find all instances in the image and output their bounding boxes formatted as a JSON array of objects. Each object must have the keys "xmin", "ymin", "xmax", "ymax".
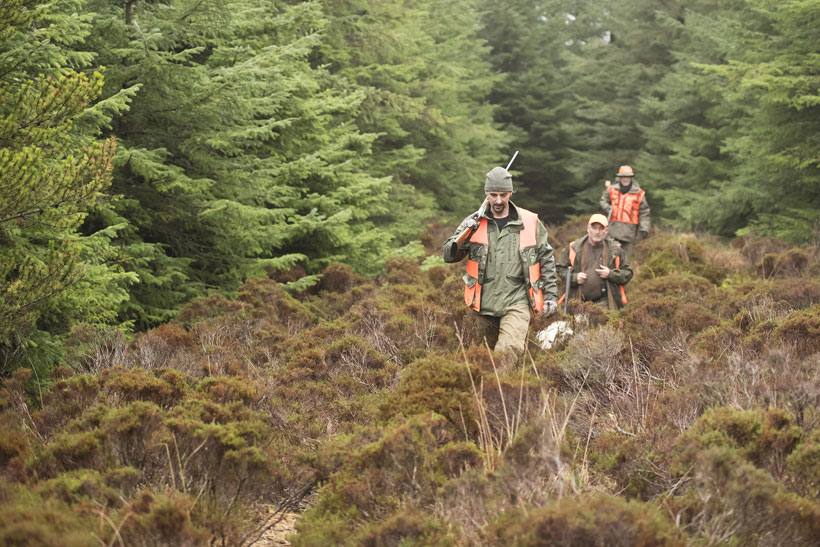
[{"xmin": 477, "ymin": 302, "xmax": 531, "ymax": 358}]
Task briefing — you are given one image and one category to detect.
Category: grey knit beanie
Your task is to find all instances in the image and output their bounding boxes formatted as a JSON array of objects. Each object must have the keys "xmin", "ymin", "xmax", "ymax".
[{"xmin": 484, "ymin": 166, "xmax": 513, "ymax": 192}]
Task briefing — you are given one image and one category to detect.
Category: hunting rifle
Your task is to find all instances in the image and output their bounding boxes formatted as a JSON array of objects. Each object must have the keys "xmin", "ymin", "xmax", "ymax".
[
  {"xmin": 563, "ymin": 264, "xmax": 571, "ymax": 314},
  {"xmin": 450, "ymin": 151, "xmax": 519, "ymax": 253},
  {"xmin": 605, "ymin": 179, "xmax": 613, "ymax": 222}
]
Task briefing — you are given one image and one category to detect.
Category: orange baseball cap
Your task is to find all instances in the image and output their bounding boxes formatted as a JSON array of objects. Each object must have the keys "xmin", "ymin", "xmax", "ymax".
[{"xmin": 588, "ymin": 213, "xmax": 608, "ymax": 227}]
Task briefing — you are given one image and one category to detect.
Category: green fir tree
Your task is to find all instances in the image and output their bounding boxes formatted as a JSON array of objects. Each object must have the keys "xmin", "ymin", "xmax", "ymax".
[{"xmin": 0, "ymin": 0, "xmax": 137, "ymax": 374}]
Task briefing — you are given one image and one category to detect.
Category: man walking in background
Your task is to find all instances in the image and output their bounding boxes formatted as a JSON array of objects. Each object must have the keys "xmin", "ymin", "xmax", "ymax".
[
  {"xmin": 556, "ymin": 214, "xmax": 632, "ymax": 310},
  {"xmin": 600, "ymin": 164, "xmax": 650, "ymax": 258},
  {"xmin": 443, "ymin": 166, "xmax": 558, "ymax": 363}
]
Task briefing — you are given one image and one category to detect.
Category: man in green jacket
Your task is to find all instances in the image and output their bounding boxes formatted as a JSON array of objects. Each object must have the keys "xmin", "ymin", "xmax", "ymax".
[
  {"xmin": 556, "ymin": 214, "xmax": 633, "ymax": 310},
  {"xmin": 443, "ymin": 166, "xmax": 558, "ymax": 360}
]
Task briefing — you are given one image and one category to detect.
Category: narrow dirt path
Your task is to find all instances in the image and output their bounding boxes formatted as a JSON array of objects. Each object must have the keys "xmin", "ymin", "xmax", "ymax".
[{"xmin": 251, "ymin": 510, "xmax": 298, "ymax": 546}]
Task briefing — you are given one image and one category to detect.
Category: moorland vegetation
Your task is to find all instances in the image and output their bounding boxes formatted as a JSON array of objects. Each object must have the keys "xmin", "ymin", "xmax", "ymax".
[{"xmin": 3, "ymin": 222, "xmax": 820, "ymax": 545}]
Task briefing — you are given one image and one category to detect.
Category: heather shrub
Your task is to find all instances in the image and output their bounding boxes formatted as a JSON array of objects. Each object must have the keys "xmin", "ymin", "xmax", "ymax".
[
  {"xmin": 672, "ymin": 407, "xmax": 802, "ymax": 479},
  {"xmin": 768, "ymin": 278, "xmax": 820, "ymax": 309},
  {"xmin": 132, "ymin": 323, "xmax": 198, "ymax": 371},
  {"xmin": 0, "ymin": 486, "xmax": 96, "ymax": 546},
  {"xmin": 8, "ymin": 220, "xmax": 820, "ymax": 544},
  {"xmin": 324, "ymin": 335, "xmax": 395, "ymax": 391},
  {"xmin": 357, "ymin": 510, "xmax": 456, "ymax": 547},
  {"xmin": 435, "ymin": 467, "xmax": 506, "ymax": 543},
  {"xmin": 115, "ymin": 490, "xmax": 211, "ymax": 547},
  {"xmin": 472, "ymin": 369, "xmax": 545, "ymax": 458},
  {"xmin": 567, "ymin": 299, "xmax": 611, "ymax": 328},
  {"xmin": 670, "ymin": 447, "xmax": 820, "ymax": 546},
  {"xmin": 308, "ymin": 263, "xmax": 377, "ymax": 319},
  {"xmin": 732, "ymin": 234, "xmax": 792, "ymax": 265},
  {"xmin": 701, "ymin": 236, "xmax": 752, "ymax": 276},
  {"xmin": 757, "ymin": 248, "xmax": 810, "ymax": 278},
  {"xmin": 560, "ymin": 324, "xmax": 624, "ymax": 393},
  {"xmin": 0, "ymin": 371, "xmax": 37, "ymax": 478},
  {"xmin": 672, "ymin": 302, "xmax": 720, "ymax": 334},
  {"xmin": 35, "ymin": 373, "xmax": 103, "ymax": 437},
  {"xmin": 708, "ymin": 281, "xmax": 763, "ymax": 321},
  {"xmin": 0, "ymin": 419, "xmax": 30, "ymax": 483},
  {"xmin": 35, "ymin": 468, "xmax": 126, "ymax": 506},
  {"xmin": 730, "ymin": 293, "xmax": 791, "ymax": 332},
  {"xmin": 587, "ymin": 426, "xmax": 673, "ymax": 501},
  {"xmin": 37, "ymin": 401, "xmax": 164, "ymax": 477},
  {"xmin": 162, "ymin": 397, "xmax": 272, "ymax": 499},
  {"xmin": 632, "ymin": 272, "xmax": 713, "ymax": 301},
  {"xmin": 691, "ymin": 322, "xmax": 742, "ymax": 362},
  {"xmin": 439, "ymin": 272, "xmax": 485, "ymax": 348},
  {"xmin": 175, "ymin": 293, "xmax": 244, "ymax": 326},
  {"xmin": 725, "ymin": 350, "xmax": 820, "ymax": 426},
  {"xmin": 425, "ymin": 264, "xmax": 451, "ymax": 287},
  {"xmin": 381, "ymin": 256, "xmax": 428, "ymax": 286},
  {"xmin": 194, "ymin": 377, "xmax": 257, "ymax": 409},
  {"xmin": 293, "ymin": 413, "xmax": 468, "ymax": 544},
  {"xmin": 774, "ymin": 304, "xmax": 820, "ymax": 358},
  {"xmin": 497, "ymin": 416, "xmax": 575, "ymax": 505},
  {"xmin": 639, "ymin": 235, "xmax": 727, "ymax": 284},
  {"xmin": 316, "ymin": 262, "xmax": 361, "ymax": 293},
  {"xmin": 237, "ymin": 277, "xmax": 316, "ymax": 331},
  {"xmin": 101, "ymin": 366, "xmax": 189, "ymax": 407},
  {"xmin": 436, "ymin": 441, "xmax": 483, "ymax": 478},
  {"xmin": 653, "ymin": 386, "xmax": 704, "ymax": 433},
  {"xmin": 618, "ymin": 296, "xmax": 698, "ymax": 366},
  {"xmin": 61, "ymin": 323, "xmax": 130, "ymax": 372},
  {"xmin": 786, "ymin": 429, "xmax": 820, "ymax": 499},
  {"xmin": 381, "ymin": 355, "xmax": 477, "ymax": 436},
  {"xmin": 490, "ymin": 493, "xmax": 684, "ymax": 546}
]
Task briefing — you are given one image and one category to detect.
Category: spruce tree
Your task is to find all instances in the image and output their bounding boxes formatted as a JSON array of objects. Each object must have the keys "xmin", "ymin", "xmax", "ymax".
[
  {"xmin": 84, "ymin": 0, "xmax": 393, "ymax": 327},
  {"xmin": 551, "ymin": 0, "xmax": 683, "ymax": 214},
  {"xmin": 315, "ymin": 0, "xmax": 506, "ymax": 232},
  {"xmin": 0, "ymin": 0, "xmax": 136, "ymax": 372},
  {"xmin": 699, "ymin": 0, "xmax": 820, "ymax": 242},
  {"xmin": 640, "ymin": 0, "xmax": 819, "ymax": 242},
  {"xmin": 479, "ymin": 0, "xmax": 578, "ymax": 221}
]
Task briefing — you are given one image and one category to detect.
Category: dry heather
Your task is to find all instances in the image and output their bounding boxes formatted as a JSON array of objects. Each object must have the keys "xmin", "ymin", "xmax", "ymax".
[{"xmin": 2, "ymin": 228, "xmax": 820, "ymax": 545}]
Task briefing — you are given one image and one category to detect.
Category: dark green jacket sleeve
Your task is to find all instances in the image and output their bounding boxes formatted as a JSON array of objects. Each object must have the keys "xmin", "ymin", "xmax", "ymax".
[
  {"xmin": 607, "ymin": 241, "xmax": 633, "ymax": 286},
  {"xmin": 600, "ymin": 187, "xmax": 612, "ymax": 215},
  {"xmin": 536, "ymin": 220, "xmax": 558, "ymax": 303},
  {"xmin": 638, "ymin": 194, "xmax": 651, "ymax": 234},
  {"xmin": 555, "ymin": 244, "xmax": 578, "ymax": 288},
  {"xmin": 442, "ymin": 215, "xmax": 475, "ymax": 263}
]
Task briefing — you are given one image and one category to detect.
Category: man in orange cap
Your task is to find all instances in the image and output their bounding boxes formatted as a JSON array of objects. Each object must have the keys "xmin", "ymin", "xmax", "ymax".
[
  {"xmin": 555, "ymin": 214, "xmax": 633, "ymax": 310},
  {"xmin": 599, "ymin": 164, "xmax": 650, "ymax": 258}
]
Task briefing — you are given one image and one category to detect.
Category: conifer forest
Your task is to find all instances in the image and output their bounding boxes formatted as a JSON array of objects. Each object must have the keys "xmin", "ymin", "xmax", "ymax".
[{"xmin": 2, "ymin": 0, "xmax": 820, "ymax": 544}]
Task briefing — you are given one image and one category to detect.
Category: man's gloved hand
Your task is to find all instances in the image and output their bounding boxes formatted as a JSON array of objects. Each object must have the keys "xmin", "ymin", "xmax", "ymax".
[
  {"xmin": 541, "ymin": 300, "xmax": 558, "ymax": 317},
  {"xmin": 639, "ymin": 230, "xmax": 649, "ymax": 240}
]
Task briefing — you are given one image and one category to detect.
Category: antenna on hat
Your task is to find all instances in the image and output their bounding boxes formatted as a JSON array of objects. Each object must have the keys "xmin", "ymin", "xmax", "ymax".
[{"xmin": 506, "ymin": 150, "xmax": 519, "ymax": 171}]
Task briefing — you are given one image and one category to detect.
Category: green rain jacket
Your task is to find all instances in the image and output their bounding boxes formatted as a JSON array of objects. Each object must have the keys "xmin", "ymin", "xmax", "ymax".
[{"xmin": 443, "ymin": 202, "xmax": 558, "ymax": 317}]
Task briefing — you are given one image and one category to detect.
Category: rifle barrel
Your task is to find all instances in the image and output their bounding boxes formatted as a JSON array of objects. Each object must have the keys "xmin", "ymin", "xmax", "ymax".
[
  {"xmin": 506, "ymin": 150, "xmax": 519, "ymax": 171},
  {"xmin": 563, "ymin": 266, "xmax": 572, "ymax": 313}
]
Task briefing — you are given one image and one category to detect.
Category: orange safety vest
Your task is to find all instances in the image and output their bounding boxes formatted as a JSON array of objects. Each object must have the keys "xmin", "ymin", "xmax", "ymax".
[
  {"xmin": 464, "ymin": 209, "xmax": 544, "ymax": 313},
  {"xmin": 557, "ymin": 242, "xmax": 627, "ymax": 306},
  {"xmin": 608, "ymin": 185, "xmax": 645, "ymax": 225}
]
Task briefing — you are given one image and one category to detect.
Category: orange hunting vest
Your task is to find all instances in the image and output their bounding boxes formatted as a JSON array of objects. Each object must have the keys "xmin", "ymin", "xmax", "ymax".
[
  {"xmin": 464, "ymin": 209, "xmax": 544, "ymax": 313},
  {"xmin": 557, "ymin": 242, "xmax": 627, "ymax": 306},
  {"xmin": 608, "ymin": 186, "xmax": 645, "ymax": 225}
]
